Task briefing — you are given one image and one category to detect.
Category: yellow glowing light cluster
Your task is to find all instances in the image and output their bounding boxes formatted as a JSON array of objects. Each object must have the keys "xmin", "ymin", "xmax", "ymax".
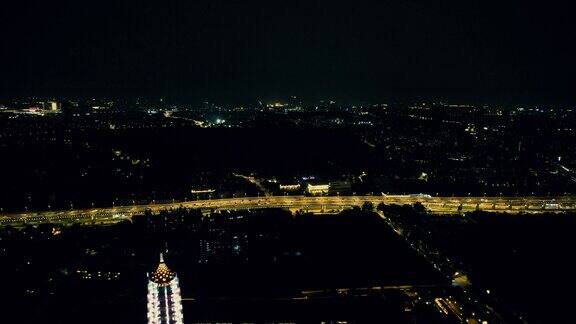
[{"xmin": 149, "ymin": 255, "xmax": 176, "ymax": 286}]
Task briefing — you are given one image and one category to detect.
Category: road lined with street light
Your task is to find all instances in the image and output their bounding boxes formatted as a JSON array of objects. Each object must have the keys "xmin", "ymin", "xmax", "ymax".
[{"xmin": 2, "ymin": 195, "xmax": 575, "ymax": 227}]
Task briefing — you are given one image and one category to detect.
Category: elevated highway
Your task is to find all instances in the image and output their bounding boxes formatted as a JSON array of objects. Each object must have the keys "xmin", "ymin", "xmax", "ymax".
[{"xmin": 2, "ymin": 195, "xmax": 576, "ymax": 227}]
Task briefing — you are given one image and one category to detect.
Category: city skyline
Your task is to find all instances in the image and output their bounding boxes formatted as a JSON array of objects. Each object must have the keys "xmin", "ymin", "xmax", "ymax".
[{"xmin": 2, "ymin": 1, "xmax": 576, "ymax": 323}]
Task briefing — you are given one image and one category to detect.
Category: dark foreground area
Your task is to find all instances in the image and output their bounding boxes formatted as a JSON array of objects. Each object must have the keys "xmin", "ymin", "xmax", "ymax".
[
  {"xmin": 430, "ymin": 212, "xmax": 576, "ymax": 324},
  {"xmin": 1, "ymin": 207, "xmax": 445, "ymax": 323},
  {"xmin": 3, "ymin": 205, "xmax": 576, "ymax": 323}
]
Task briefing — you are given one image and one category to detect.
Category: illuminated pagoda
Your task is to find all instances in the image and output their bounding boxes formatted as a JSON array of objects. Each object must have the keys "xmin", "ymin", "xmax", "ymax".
[{"xmin": 147, "ymin": 253, "xmax": 184, "ymax": 324}]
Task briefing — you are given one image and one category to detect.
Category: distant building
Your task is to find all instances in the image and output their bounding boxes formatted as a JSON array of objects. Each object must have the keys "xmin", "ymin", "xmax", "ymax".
[
  {"xmin": 191, "ymin": 188, "xmax": 216, "ymax": 200},
  {"xmin": 279, "ymin": 183, "xmax": 300, "ymax": 191},
  {"xmin": 305, "ymin": 181, "xmax": 351, "ymax": 195},
  {"xmin": 306, "ymin": 183, "xmax": 329, "ymax": 195},
  {"xmin": 47, "ymin": 101, "xmax": 60, "ymax": 112},
  {"xmin": 147, "ymin": 254, "xmax": 184, "ymax": 324},
  {"xmin": 190, "ymin": 189, "xmax": 216, "ymax": 194}
]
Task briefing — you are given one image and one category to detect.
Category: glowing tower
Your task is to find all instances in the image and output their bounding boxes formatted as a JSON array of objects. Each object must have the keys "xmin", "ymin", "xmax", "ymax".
[{"xmin": 147, "ymin": 254, "xmax": 184, "ymax": 324}]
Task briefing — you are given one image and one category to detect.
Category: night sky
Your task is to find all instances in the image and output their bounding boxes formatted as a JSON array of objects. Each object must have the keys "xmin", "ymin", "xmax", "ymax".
[{"xmin": 1, "ymin": 0, "xmax": 575, "ymax": 103}]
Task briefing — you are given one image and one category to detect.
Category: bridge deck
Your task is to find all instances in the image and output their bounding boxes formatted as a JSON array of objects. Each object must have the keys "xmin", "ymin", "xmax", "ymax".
[{"xmin": 2, "ymin": 195, "xmax": 576, "ymax": 227}]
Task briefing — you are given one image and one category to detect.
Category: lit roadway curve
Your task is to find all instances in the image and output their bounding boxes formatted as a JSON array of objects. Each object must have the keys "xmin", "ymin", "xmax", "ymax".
[{"xmin": 1, "ymin": 195, "xmax": 576, "ymax": 227}]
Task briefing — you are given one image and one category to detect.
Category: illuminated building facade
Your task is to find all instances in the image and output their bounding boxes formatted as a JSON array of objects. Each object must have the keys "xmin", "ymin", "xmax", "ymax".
[
  {"xmin": 279, "ymin": 183, "xmax": 300, "ymax": 191},
  {"xmin": 306, "ymin": 183, "xmax": 329, "ymax": 195},
  {"xmin": 147, "ymin": 254, "xmax": 184, "ymax": 324},
  {"xmin": 48, "ymin": 101, "xmax": 60, "ymax": 112}
]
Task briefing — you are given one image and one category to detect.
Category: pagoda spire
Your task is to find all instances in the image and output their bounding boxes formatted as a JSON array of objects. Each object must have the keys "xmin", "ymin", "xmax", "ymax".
[{"xmin": 147, "ymin": 251, "xmax": 184, "ymax": 323}]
